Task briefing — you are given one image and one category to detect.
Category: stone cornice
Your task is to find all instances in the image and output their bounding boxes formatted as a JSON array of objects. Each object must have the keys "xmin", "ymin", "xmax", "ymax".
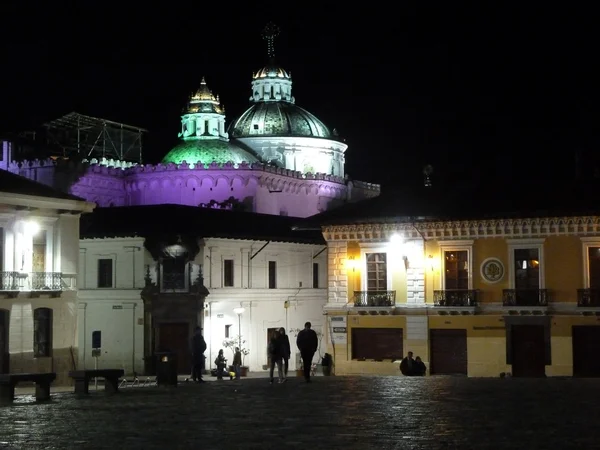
[{"xmin": 322, "ymin": 216, "xmax": 600, "ymax": 241}]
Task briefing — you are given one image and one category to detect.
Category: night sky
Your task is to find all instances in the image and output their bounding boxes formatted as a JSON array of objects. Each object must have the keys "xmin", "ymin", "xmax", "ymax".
[{"xmin": 1, "ymin": 5, "xmax": 597, "ymax": 189}]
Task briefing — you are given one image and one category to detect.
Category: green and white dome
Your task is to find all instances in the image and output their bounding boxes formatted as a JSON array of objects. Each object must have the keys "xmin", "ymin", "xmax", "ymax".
[{"xmin": 162, "ymin": 139, "xmax": 258, "ymax": 166}]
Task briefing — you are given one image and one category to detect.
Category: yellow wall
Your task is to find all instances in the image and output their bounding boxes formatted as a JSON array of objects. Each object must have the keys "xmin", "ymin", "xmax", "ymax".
[
  {"xmin": 347, "ymin": 242, "xmax": 361, "ymax": 302},
  {"xmin": 472, "ymin": 238, "xmax": 509, "ymax": 303},
  {"xmin": 545, "ymin": 236, "xmax": 582, "ymax": 302},
  {"xmin": 328, "ymin": 232, "xmax": 600, "ymax": 377}
]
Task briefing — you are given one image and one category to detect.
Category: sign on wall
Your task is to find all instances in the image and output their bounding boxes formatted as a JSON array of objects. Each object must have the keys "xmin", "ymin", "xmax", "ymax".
[{"xmin": 329, "ymin": 316, "xmax": 347, "ymax": 344}]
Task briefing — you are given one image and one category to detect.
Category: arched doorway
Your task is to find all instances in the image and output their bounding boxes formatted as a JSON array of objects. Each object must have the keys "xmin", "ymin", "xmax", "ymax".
[{"xmin": 0, "ymin": 309, "xmax": 9, "ymax": 373}]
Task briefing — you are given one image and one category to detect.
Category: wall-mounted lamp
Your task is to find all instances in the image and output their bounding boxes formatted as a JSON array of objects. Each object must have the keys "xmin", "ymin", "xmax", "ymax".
[
  {"xmin": 24, "ymin": 220, "xmax": 40, "ymax": 236},
  {"xmin": 347, "ymin": 256, "xmax": 359, "ymax": 272}
]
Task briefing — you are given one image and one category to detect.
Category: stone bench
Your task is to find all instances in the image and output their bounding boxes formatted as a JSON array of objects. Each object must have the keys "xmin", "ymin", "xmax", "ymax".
[
  {"xmin": 0, "ymin": 372, "xmax": 57, "ymax": 404},
  {"xmin": 68, "ymin": 369, "xmax": 124, "ymax": 395}
]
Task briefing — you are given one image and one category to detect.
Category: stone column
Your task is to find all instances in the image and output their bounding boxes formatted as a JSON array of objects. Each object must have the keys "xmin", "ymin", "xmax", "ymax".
[
  {"xmin": 406, "ymin": 240, "xmax": 425, "ymax": 304},
  {"xmin": 327, "ymin": 241, "xmax": 348, "ymax": 306}
]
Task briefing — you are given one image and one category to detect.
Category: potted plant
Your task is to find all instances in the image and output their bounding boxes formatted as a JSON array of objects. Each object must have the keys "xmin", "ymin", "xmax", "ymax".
[{"xmin": 222, "ymin": 335, "xmax": 250, "ymax": 377}]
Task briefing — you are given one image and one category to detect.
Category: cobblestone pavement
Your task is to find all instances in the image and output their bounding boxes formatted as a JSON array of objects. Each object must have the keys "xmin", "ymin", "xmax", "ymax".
[{"xmin": 1, "ymin": 376, "xmax": 600, "ymax": 449}]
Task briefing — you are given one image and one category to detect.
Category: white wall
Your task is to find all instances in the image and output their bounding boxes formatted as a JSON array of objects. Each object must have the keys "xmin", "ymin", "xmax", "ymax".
[
  {"xmin": 0, "ymin": 189, "xmax": 94, "ymax": 383},
  {"xmin": 205, "ymin": 292, "xmax": 326, "ymax": 373},
  {"xmin": 203, "ymin": 238, "xmax": 328, "ymax": 372},
  {"xmin": 203, "ymin": 238, "xmax": 327, "ymax": 290},
  {"xmin": 75, "ymin": 235, "xmax": 328, "ymax": 375},
  {"xmin": 77, "ymin": 237, "xmax": 146, "ymax": 374}
]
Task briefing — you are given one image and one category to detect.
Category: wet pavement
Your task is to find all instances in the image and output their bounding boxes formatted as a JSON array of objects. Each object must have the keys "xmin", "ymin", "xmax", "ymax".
[{"xmin": 1, "ymin": 375, "xmax": 599, "ymax": 449}]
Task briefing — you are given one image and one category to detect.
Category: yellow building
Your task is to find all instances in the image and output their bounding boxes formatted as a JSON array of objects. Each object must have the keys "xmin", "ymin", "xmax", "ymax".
[{"xmin": 319, "ymin": 188, "xmax": 600, "ymax": 378}]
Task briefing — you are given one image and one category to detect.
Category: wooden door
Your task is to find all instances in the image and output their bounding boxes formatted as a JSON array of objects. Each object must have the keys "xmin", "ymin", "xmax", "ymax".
[
  {"xmin": 157, "ymin": 323, "xmax": 190, "ymax": 374},
  {"xmin": 0, "ymin": 310, "xmax": 9, "ymax": 374},
  {"xmin": 511, "ymin": 325, "xmax": 546, "ymax": 377},
  {"xmin": 572, "ymin": 326, "xmax": 600, "ymax": 377},
  {"xmin": 430, "ymin": 329, "xmax": 468, "ymax": 375}
]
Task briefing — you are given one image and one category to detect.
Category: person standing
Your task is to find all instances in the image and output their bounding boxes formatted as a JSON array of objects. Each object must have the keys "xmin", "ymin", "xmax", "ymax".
[
  {"xmin": 268, "ymin": 334, "xmax": 284, "ymax": 384},
  {"xmin": 400, "ymin": 351, "xmax": 415, "ymax": 376},
  {"xmin": 296, "ymin": 321, "xmax": 318, "ymax": 383},
  {"xmin": 233, "ymin": 347, "xmax": 242, "ymax": 380},
  {"xmin": 191, "ymin": 326, "xmax": 207, "ymax": 383},
  {"xmin": 279, "ymin": 327, "xmax": 291, "ymax": 381}
]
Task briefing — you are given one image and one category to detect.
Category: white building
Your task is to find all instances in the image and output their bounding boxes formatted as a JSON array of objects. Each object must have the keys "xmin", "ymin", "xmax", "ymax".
[
  {"xmin": 0, "ymin": 169, "xmax": 94, "ymax": 383},
  {"xmin": 77, "ymin": 205, "xmax": 327, "ymax": 375}
]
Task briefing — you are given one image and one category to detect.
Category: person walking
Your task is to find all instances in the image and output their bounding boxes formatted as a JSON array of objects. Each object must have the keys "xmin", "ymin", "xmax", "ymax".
[
  {"xmin": 279, "ymin": 327, "xmax": 291, "ymax": 381},
  {"xmin": 191, "ymin": 326, "xmax": 207, "ymax": 383},
  {"xmin": 296, "ymin": 321, "xmax": 318, "ymax": 383}
]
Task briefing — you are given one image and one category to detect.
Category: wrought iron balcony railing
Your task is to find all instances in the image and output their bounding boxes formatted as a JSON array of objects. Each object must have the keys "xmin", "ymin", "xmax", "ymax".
[
  {"xmin": 353, "ymin": 290, "xmax": 396, "ymax": 307},
  {"xmin": 577, "ymin": 288, "xmax": 600, "ymax": 307},
  {"xmin": 0, "ymin": 271, "xmax": 67, "ymax": 293},
  {"xmin": 502, "ymin": 289, "xmax": 548, "ymax": 307},
  {"xmin": 28, "ymin": 272, "xmax": 63, "ymax": 291},
  {"xmin": 434, "ymin": 289, "xmax": 479, "ymax": 307},
  {"xmin": 0, "ymin": 271, "xmax": 20, "ymax": 291}
]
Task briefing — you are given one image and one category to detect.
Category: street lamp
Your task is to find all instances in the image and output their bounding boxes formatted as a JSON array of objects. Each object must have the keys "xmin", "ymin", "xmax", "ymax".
[{"xmin": 233, "ymin": 307, "xmax": 245, "ymax": 348}]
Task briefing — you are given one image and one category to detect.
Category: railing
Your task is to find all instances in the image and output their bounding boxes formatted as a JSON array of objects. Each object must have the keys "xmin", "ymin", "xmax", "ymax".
[
  {"xmin": 353, "ymin": 290, "xmax": 396, "ymax": 307},
  {"xmin": 502, "ymin": 289, "xmax": 548, "ymax": 307},
  {"xmin": 28, "ymin": 272, "xmax": 63, "ymax": 291},
  {"xmin": 577, "ymin": 288, "xmax": 600, "ymax": 307},
  {"xmin": 1, "ymin": 271, "xmax": 66, "ymax": 293},
  {"xmin": 433, "ymin": 289, "xmax": 479, "ymax": 307},
  {"xmin": 0, "ymin": 271, "xmax": 21, "ymax": 291}
]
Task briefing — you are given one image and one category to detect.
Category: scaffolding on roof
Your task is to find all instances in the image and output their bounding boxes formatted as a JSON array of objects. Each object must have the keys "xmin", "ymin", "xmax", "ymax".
[{"xmin": 25, "ymin": 112, "xmax": 148, "ymax": 162}]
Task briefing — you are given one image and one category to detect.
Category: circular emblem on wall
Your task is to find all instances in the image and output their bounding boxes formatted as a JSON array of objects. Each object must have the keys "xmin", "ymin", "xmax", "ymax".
[{"xmin": 480, "ymin": 257, "xmax": 505, "ymax": 284}]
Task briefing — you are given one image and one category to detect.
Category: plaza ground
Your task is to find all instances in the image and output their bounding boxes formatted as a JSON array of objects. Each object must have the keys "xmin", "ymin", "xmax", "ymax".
[{"xmin": 1, "ymin": 375, "xmax": 599, "ymax": 449}]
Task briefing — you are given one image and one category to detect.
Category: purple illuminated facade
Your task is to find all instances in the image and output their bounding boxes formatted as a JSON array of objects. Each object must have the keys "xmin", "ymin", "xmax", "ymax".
[{"xmin": 0, "ymin": 57, "xmax": 380, "ymax": 217}]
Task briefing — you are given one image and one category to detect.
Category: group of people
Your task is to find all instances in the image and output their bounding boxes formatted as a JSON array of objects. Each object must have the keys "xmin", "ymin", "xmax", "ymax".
[
  {"xmin": 189, "ymin": 321, "xmax": 319, "ymax": 383},
  {"xmin": 400, "ymin": 351, "xmax": 427, "ymax": 376},
  {"xmin": 268, "ymin": 321, "xmax": 319, "ymax": 384}
]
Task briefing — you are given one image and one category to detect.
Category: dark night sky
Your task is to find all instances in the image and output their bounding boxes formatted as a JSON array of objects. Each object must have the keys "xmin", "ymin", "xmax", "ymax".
[{"xmin": 0, "ymin": 4, "xmax": 597, "ymax": 189}]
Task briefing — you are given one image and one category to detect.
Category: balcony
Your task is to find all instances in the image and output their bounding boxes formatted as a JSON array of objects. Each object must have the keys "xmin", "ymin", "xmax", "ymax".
[
  {"xmin": 1, "ymin": 271, "xmax": 67, "ymax": 296},
  {"xmin": 434, "ymin": 290, "xmax": 479, "ymax": 307},
  {"xmin": 502, "ymin": 289, "xmax": 548, "ymax": 312},
  {"xmin": 353, "ymin": 290, "xmax": 396, "ymax": 307},
  {"xmin": 577, "ymin": 289, "xmax": 600, "ymax": 308}
]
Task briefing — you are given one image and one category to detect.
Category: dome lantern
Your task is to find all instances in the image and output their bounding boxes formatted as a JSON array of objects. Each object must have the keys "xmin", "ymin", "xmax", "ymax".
[
  {"xmin": 250, "ymin": 23, "xmax": 294, "ymax": 103},
  {"xmin": 179, "ymin": 77, "xmax": 229, "ymax": 141}
]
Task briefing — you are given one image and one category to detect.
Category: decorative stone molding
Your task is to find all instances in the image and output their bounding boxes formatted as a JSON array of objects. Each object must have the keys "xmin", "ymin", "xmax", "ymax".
[{"xmin": 323, "ymin": 217, "xmax": 600, "ymax": 242}]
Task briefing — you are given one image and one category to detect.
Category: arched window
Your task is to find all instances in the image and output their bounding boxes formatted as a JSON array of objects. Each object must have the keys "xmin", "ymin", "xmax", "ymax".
[{"xmin": 33, "ymin": 308, "xmax": 52, "ymax": 357}]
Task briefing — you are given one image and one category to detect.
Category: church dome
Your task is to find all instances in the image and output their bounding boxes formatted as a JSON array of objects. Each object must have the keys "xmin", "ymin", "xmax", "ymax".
[
  {"xmin": 253, "ymin": 64, "xmax": 290, "ymax": 80},
  {"xmin": 229, "ymin": 102, "xmax": 332, "ymax": 138},
  {"xmin": 162, "ymin": 139, "xmax": 258, "ymax": 166}
]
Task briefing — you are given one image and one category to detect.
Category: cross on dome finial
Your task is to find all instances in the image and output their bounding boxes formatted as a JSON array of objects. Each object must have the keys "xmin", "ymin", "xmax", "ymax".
[{"xmin": 262, "ymin": 22, "xmax": 280, "ymax": 59}]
